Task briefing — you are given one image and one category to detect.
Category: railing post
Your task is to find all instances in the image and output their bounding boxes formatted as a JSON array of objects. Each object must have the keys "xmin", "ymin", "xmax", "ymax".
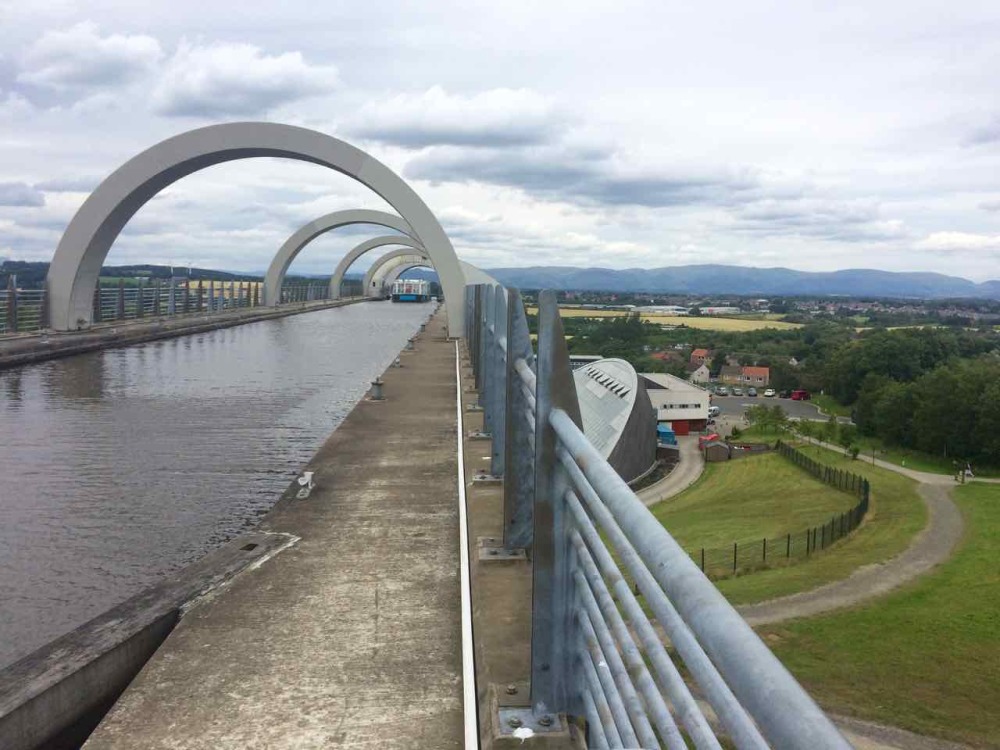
[
  {"xmin": 482, "ymin": 284, "xmax": 497, "ymax": 435},
  {"xmin": 6, "ymin": 274, "xmax": 17, "ymax": 333},
  {"xmin": 92, "ymin": 280, "xmax": 101, "ymax": 324},
  {"xmin": 168, "ymin": 278, "xmax": 176, "ymax": 315},
  {"xmin": 490, "ymin": 287, "xmax": 508, "ymax": 476},
  {"xmin": 136, "ymin": 280, "xmax": 144, "ymax": 319},
  {"xmin": 503, "ymin": 288, "xmax": 535, "ymax": 549},
  {"xmin": 196, "ymin": 280, "xmax": 204, "ymax": 312},
  {"xmin": 530, "ymin": 289, "xmax": 583, "ymax": 717},
  {"xmin": 230, "ymin": 281, "xmax": 236, "ymax": 308},
  {"xmin": 208, "ymin": 280, "xmax": 216, "ymax": 312},
  {"xmin": 116, "ymin": 279, "xmax": 125, "ymax": 320}
]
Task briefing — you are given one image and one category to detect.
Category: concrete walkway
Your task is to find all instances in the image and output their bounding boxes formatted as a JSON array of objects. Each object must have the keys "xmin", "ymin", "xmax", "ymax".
[
  {"xmin": 84, "ymin": 308, "xmax": 465, "ymax": 749},
  {"xmin": 638, "ymin": 436, "xmax": 705, "ymax": 507},
  {"xmin": 738, "ymin": 438, "xmax": 965, "ymax": 626}
]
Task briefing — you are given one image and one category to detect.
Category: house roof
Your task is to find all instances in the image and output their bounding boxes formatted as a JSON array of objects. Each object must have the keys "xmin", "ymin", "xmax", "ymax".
[
  {"xmin": 691, "ymin": 348, "xmax": 710, "ymax": 358},
  {"xmin": 720, "ymin": 365, "xmax": 741, "ymax": 377},
  {"xmin": 743, "ymin": 366, "xmax": 770, "ymax": 378},
  {"xmin": 685, "ymin": 361, "xmax": 706, "ymax": 372}
]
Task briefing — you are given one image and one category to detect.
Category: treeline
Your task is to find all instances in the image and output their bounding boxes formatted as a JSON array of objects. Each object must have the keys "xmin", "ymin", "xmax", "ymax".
[
  {"xmin": 1, "ymin": 261, "xmax": 262, "ymax": 289},
  {"xmin": 854, "ymin": 358, "xmax": 1000, "ymax": 465}
]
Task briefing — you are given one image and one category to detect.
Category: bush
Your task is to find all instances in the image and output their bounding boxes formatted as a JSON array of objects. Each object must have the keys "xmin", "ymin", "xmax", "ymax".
[{"xmin": 850, "ymin": 445, "xmax": 860, "ymax": 460}]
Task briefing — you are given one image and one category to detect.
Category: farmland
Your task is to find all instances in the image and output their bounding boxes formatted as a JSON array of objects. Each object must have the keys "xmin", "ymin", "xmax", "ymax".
[{"xmin": 524, "ymin": 306, "xmax": 802, "ymax": 331}]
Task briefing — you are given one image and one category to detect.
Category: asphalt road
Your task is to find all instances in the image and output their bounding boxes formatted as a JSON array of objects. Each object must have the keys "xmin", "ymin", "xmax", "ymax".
[{"xmin": 710, "ymin": 394, "xmax": 834, "ymax": 421}]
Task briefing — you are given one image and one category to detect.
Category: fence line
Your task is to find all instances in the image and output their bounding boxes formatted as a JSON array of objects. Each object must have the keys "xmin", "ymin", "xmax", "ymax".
[
  {"xmin": 1, "ymin": 274, "xmax": 348, "ymax": 335},
  {"xmin": 466, "ymin": 283, "xmax": 850, "ymax": 749},
  {"xmin": 690, "ymin": 441, "xmax": 872, "ymax": 578}
]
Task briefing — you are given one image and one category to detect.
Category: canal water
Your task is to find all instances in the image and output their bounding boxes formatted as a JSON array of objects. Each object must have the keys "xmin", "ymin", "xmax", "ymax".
[{"xmin": 0, "ymin": 301, "xmax": 432, "ymax": 669}]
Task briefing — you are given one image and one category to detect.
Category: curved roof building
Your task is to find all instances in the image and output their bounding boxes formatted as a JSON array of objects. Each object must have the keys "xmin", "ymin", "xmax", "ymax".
[{"xmin": 574, "ymin": 358, "xmax": 657, "ymax": 483}]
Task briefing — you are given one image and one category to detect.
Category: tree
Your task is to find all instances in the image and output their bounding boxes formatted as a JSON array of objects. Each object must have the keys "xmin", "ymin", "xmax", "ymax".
[{"xmin": 823, "ymin": 416, "xmax": 838, "ymax": 445}]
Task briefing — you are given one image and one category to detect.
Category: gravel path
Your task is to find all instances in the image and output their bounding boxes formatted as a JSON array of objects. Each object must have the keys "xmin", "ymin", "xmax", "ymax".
[{"xmin": 737, "ymin": 440, "xmax": 966, "ymax": 626}]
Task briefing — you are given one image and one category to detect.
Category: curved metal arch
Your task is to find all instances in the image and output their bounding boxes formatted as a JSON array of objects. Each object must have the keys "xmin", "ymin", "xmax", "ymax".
[
  {"xmin": 46, "ymin": 122, "xmax": 466, "ymax": 333},
  {"xmin": 362, "ymin": 248, "xmax": 434, "ymax": 296},
  {"xmin": 383, "ymin": 260, "xmax": 433, "ymax": 288},
  {"xmin": 368, "ymin": 254, "xmax": 432, "ymax": 298},
  {"xmin": 264, "ymin": 209, "xmax": 418, "ymax": 306},
  {"xmin": 329, "ymin": 236, "xmax": 425, "ymax": 300}
]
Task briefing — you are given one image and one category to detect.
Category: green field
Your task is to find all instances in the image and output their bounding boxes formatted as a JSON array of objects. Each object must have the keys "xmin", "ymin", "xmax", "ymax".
[
  {"xmin": 836, "ymin": 433, "xmax": 1000, "ymax": 478},
  {"xmin": 713, "ymin": 445, "xmax": 926, "ymax": 603},
  {"xmin": 810, "ymin": 394, "xmax": 852, "ymax": 418},
  {"xmin": 651, "ymin": 445, "xmax": 926, "ymax": 604},
  {"xmin": 525, "ymin": 306, "xmax": 802, "ymax": 331},
  {"xmin": 760, "ymin": 483, "xmax": 1000, "ymax": 746}
]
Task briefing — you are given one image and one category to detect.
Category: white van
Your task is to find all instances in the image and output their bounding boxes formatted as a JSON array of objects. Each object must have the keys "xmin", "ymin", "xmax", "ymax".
[{"xmin": 708, "ymin": 406, "xmax": 720, "ymax": 418}]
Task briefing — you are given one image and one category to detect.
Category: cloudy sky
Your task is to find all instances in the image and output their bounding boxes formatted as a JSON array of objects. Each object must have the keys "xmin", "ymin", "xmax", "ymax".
[{"xmin": 1, "ymin": 1, "xmax": 999, "ymax": 280}]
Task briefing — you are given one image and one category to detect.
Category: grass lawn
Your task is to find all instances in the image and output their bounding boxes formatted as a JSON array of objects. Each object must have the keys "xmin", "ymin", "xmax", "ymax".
[
  {"xmin": 524, "ymin": 306, "xmax": 801, "ymax": 331},
  {"xmin": 810, "ymin": 394, "xmax": 852, "ymax": 418},
  {"xmin": 711, "ymin": 445, "xmax": 926, "ymax": 604},
  {"xmin": 840, "ymin": 434, "xmax": 1000, "ymax": 478},
  {"xmin": 759, "ymin": 483, "xmax": 1000, "ymax": 746},
  {"xmin": 649, "ymin": 443, "xmax": 926, "ymax": 604}
]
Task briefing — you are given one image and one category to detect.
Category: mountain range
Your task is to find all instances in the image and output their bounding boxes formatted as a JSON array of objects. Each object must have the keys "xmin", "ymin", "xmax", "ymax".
[{"xmin": 480, "ymin": 265, "xmax": 1000, "ymax": 300}]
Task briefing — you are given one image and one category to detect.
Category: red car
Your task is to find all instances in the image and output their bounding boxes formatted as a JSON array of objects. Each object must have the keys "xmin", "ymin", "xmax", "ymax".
[{"xmin": 791, "ymin": 389, "xmax": 811, "ymax": 401}]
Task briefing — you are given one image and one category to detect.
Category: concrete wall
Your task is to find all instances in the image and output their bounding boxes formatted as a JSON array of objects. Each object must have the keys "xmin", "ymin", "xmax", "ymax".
[{"xmin": 0, "ymin": 531, "xmax": 293, "ymax": 750}]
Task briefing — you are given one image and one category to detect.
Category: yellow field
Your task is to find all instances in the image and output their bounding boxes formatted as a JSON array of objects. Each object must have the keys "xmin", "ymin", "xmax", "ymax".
[{"xmin": 525, "ymin": 306, "xmax": 801, "ymax": 331}]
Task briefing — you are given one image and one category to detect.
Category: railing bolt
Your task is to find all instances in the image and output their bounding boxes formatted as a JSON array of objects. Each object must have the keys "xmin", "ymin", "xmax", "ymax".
[
  {"xmin": 538, "ymin": 715, "xmax": 553, "ymax": 727},
  {"xmin": 505, "ymin": 684, "xmax": 518, "ymax": 695},
  {"xmin": 507, "ymin": 717, "xmax": 523, "ymax": 729}
]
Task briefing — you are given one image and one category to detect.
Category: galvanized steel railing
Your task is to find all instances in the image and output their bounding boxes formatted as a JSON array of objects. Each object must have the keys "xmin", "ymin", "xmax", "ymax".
[
  {"xmin": 0, "ymin": 275, "xmax": 347, "ymax": 336},
  {"xmin": 464, "ymin": 283, "xmax": 852, "ymax": 749}
]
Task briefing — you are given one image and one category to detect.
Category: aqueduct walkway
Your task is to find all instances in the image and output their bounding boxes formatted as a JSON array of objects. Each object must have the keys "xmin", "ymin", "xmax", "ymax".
[{"xmin": 84, "ymin": 309, "xmax": 465, "ymax": 749}]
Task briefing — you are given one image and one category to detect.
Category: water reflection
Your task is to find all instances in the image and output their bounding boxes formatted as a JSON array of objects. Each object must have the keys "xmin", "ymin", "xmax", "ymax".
[{"xmin": 0, "ymin": 301, "xmax": 428, "ymax": 668}]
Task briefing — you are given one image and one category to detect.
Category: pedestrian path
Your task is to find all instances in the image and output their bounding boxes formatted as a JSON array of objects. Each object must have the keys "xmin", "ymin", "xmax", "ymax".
[
  {"xmin": 84, "ymin": 309, "xmax": 466, "ymax": 749},
  {"xmin": 737, "ymin": 438, "xmax": 964, "ymax": 625}
]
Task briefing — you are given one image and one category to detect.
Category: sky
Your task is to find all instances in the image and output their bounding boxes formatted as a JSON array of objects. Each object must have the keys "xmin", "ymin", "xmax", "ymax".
[{"xmin": 0, "ymin": 1, "xmax": 999, "ymax": 280}]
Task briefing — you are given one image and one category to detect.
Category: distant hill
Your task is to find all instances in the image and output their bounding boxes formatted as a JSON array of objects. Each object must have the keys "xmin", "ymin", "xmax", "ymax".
[
  {"xmin": 4, "ymin": 260, "xmax": 997, "ymax": 299},
  {"xmin": 483, "ymin": 265, "xmax": 1000, "ymax": 300}
]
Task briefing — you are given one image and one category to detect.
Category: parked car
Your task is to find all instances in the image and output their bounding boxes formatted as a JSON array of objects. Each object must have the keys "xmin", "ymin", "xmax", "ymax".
[
  {"xmin": 778, "ymin": 390, "xmax": 791, "ymax": 398},
  {"xmin": 791, "ymin": 389, "xmax": 812, "ymax": 401},
  {"xmin": 764, "ymin": 388, "xmax": 776, "ymax": 397},
  {"xmin": 716, "ymin": 386, "xmax": 729, "ymax": 396},
  {"xmin": 732, "ymin": 387, "xmax": 743, "ymax": 396},
  {"xmin": 708, "ymin": 405, "xmax": 721, "ymax": 417},
  {"xmin": 748, "ymin": 387, "xmax": 758, "ymax": 397}
]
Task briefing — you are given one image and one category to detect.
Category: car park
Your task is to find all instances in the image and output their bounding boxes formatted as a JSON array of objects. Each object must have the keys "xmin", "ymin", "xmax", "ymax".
[
  {"xmin": 764, "ymin": 388, "xmax": 776, "ymax": 397},
  {"xmin": 748, "ymin": 387, "xmax": 757, "ymax": 397}
]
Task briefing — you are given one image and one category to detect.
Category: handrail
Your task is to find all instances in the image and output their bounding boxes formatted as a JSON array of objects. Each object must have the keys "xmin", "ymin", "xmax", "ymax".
[{"xmin": 464, "ymin": 282, "xmax": 853, "ymax": 749}]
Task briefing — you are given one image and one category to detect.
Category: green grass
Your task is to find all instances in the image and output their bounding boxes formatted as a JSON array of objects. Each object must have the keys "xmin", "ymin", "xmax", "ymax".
[
  {"xmin": 844, "ymin": 434, "xmax": 1000, "ymax": 478},
  {"xmin": 811, "ymin": 394, "xmax": 852, "ymax": 418},
  {"xmin": 712, "ymin": 445, "xmax": 926, "ymax": 603},
  {"xmin": 727, "ymin": 426, "xmax": 787, "ymax": 444},
  {"xmin": 759, "ymin": 483, "xmax": 1000, "ymax": 747},
  {"xmin": 654, "ymin": 453, "xmax": 857, "ymax": 550}
]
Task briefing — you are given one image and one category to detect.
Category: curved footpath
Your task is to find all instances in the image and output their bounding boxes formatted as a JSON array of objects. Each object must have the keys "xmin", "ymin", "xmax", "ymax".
[
  {"xmin": 648, "ymin": 439, "xmax": 981, "ymax": 749},
  {"xmin": 737, "ymin": 441, "xmax": 969, "ymax": 626}
]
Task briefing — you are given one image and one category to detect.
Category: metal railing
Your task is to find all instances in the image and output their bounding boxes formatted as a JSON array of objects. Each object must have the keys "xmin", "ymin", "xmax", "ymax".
[
  {"xmin": 465, "ymin": 283, "xmax": 851, "ymax": 749},
  {"xmin": 0, "ymin": 275, "xmax": 346, "ymax": 336}
]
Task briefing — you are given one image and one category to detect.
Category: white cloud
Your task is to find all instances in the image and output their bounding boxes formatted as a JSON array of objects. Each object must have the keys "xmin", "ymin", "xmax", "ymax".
[
  {"xmin": 150, "ymin": 40, "xmax": 338, "ymax": 117},
  {"xmin": 916, "ymin": 231, "xmax": 1000, "ymax": 253},
  {"xmin": 346, "ymin": 86, "xmax": 560, "ymax": 147},
  {"xmin": 18, "ymin": 22, "xmax": 162, "ymax": 93}
]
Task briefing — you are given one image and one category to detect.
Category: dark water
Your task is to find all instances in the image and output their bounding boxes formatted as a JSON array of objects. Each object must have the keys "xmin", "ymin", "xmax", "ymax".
[{"xmin": 0, "ymin": 301, "xmax": 432, "ymax": 669}]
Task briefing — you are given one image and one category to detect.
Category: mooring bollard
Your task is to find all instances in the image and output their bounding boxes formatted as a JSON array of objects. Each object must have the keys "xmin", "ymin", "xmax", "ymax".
[
  {"xmin": 420, "ymin": 322, "xmax": 426, "ymax": 332},
  {"xmin": 393, "ymin": 357, "xmax": 402, "ymax": 368},
  {"xmin": 406, "ymin": 337, "xmax": 415, "ymax": 350},
  {"xmin": 370, "ymin": 377, "xmax": 385, "ymax": 400}
]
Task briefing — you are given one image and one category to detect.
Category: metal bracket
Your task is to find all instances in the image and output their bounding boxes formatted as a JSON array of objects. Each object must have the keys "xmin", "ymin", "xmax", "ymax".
[
  {"xmin": 468, "ymin": 430, "xmax": 492, "ymax": 440},
  {"xmin": 497, "ymin": 707, "xmax": 566, "ymax": 736},
  {"xmin": 466, "ymin": 404, "xmax": 484, "ymax": 412},
  {"xmin": 477, "ymin": 537, "xmax": 527, "ymax": 562},
  {"xmin": 471, "ymin": 471, "xmax": 502, "ymax": 485}
]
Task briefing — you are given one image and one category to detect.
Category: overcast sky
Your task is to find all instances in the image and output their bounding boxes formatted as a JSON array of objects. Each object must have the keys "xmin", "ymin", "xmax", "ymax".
[{"xmin": 1, "ymin": 1, "xmax": 999, "ymax": 280}]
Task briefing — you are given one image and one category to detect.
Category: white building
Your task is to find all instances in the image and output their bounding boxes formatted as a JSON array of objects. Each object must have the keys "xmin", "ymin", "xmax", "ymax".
[{"xmin": 639, "ymin": 373, "xmax": 711, "ymax": 435}]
